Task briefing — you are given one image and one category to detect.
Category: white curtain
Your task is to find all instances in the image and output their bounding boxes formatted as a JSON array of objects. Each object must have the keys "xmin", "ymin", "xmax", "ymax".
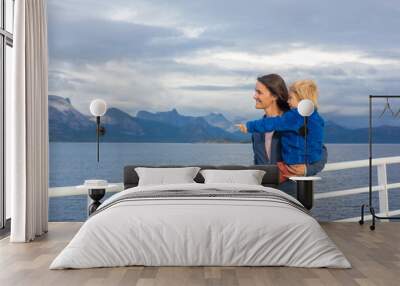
[{"xmin": 9, "ymin": 0, "xmax": 49, "ymax": 242}]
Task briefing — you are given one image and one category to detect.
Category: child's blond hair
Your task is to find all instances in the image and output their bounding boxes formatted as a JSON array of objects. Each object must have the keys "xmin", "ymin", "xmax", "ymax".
[{"xmin": 289, "ymin": 80, "xmax": 319, "ymax": 108}]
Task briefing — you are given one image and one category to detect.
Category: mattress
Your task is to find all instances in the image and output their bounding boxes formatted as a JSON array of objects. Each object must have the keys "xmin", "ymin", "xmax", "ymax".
[{"xmin": 50, "ymin": 183, "xmax": 351, "ymax": 269}]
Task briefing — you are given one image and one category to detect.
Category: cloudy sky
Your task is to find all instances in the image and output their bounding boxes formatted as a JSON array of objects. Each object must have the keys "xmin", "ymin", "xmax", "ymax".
[{"xmin": 48, "ymin": 0, "xmax": 400, "ymax": 127}]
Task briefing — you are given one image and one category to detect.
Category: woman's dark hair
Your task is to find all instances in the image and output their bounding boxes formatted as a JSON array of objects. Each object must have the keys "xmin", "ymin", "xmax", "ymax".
[{"xmin": 257, "ymin": 74, "xmax": 290, "ymax": 112}]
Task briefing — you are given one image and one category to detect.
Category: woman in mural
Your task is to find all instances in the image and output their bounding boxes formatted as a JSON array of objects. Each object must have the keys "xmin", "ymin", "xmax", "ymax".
[{"xmin": 240, "ymin": 74, "xmax": 327, "ymax": 196}]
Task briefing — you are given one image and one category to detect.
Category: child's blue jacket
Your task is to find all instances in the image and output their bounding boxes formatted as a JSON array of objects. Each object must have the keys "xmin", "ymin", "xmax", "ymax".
[{"xmin": 246, "ymin": 109, "xmax": 324, "ymax": 165}]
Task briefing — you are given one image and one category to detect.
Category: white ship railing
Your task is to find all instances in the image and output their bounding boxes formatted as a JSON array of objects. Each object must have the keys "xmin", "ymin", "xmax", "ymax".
[
  {"xmin": 316, "ymin": 156, "xmax": 400, "ymax": 222},
  {"xmin": 48, "ymin": 156, "xmax": 400, "ymax": 222}
]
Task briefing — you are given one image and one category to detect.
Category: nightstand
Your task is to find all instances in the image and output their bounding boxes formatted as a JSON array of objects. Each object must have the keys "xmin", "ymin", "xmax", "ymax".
[
  {"xmin": 289, "ymin": 176, "xmax": 321, "ymax": 210},
  {"xmin": 76, "ymin": 183, "xmax": 118, "ymax": 215}
]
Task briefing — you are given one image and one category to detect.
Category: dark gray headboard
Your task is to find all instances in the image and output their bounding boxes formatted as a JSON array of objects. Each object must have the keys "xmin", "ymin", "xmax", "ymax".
[{"xmin": 123, "ymin": 165, "xmax": 280, "ymax": 189}]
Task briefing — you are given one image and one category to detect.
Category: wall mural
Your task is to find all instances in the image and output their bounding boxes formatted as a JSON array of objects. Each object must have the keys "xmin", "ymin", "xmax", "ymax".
[{"xmin": 48, "ymin": 0, "xmax": 400, "ymax": 222}]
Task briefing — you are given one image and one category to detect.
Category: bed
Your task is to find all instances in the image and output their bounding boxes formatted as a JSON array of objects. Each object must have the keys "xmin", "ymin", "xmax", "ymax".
[{"xmin": 50, "ymin": 165, "xmax": 350, "ymax": 269}]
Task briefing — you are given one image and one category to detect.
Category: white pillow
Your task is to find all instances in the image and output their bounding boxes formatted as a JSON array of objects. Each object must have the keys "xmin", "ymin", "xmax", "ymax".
[
  {"xmin": 135, "ymin": 167, "xmax": 201, "ymax": 186},
  {"xmin": 200, "ymin": 169, "xmax": 266, "ymax": 185}
]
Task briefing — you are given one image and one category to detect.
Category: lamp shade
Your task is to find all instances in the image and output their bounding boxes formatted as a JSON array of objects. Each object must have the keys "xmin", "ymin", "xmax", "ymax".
[
  {"xmin": 90, "ymin": 99, "xmax": 107, "ymax": 117},
  {"xmin": 298, "ymin": 99, "xmax": 315, "ymax": 117}
]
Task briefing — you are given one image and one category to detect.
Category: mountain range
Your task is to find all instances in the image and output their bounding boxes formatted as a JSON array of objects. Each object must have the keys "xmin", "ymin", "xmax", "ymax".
[
  {"xmin": 49, "ymin": 95, "xmax": 400, "ymax": 143},
  {"xmin": 49, "ymin": 95, "xmax": 248, "ymax": 143}
]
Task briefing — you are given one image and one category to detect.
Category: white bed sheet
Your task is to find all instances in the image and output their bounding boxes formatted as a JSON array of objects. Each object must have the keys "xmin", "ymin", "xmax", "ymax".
[{"xmin": 50, "ymin": 183, "xmax": 351, "ymax": 269}]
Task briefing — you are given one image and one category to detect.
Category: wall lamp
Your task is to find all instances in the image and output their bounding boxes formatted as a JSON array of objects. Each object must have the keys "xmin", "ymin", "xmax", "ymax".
[{"xmin": 90, "ymin": 99, "xmax": 107, "ymax": 162}]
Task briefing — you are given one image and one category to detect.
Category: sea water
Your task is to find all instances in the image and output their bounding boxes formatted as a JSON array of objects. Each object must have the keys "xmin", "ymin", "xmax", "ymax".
[{"xmin": 49, "ymin": 143, "xmax": 400, "ymax": 221}]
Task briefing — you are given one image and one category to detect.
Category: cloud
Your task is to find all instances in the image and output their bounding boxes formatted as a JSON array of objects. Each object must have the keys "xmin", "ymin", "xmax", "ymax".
[
  {"xmin": 47, "ymin": 0, "xmax": 400, "ymax": 126},
  {"xmin": 177, "ymin": 84, "xmax": 254, "ymax": 91},
  {"xmin": 48, "ymin": 59, "xmax": 257, "ymax": 119},
  {"xmin": 103, "ymin": 3, "xmax": 207, "ymax": 39},
  {"xmin": 48, "ymin": 18, "xmax": 221, "ymax": 63},
  {"xmin": 174, "ymin": 48, "xmax": 400, "ymax": 71}
]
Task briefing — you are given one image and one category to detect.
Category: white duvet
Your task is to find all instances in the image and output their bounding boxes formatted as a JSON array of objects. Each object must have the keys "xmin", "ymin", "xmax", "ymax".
[{"xmin": 50, "ymin": 183, "xmax": 351, "ymax": 269}]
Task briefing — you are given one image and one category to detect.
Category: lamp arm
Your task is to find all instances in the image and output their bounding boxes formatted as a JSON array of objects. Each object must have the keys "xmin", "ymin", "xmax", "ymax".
[
  {"xmin": 304, "ymin": 116, "xmax": 308, "ymax": 166},
  {"xmin": 96, "ymin": 116, "xmax": 100, "ymax": 162}
]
